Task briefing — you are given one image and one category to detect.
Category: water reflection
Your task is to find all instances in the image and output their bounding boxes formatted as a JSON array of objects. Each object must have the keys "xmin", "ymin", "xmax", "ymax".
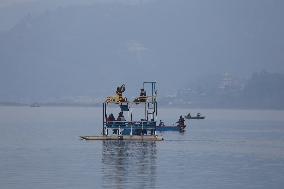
[{"xmin": 101, "ymin": 141, "xmax": 157, "ymax": 189}]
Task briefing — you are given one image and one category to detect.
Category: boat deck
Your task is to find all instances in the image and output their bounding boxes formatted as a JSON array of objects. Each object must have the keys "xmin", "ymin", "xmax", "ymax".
[{"xmin": 80, "ymin": 135, "xmax": 163, "ymax": 141}]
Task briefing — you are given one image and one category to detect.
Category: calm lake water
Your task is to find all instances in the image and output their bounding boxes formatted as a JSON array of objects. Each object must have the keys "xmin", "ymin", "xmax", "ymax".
[{"xmin": 1, "ymin": 106, "xmax": 284, "ymax": 189}]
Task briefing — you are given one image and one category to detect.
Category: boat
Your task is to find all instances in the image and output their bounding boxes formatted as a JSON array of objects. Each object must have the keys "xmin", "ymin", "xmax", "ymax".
[
  {"xmin": 156, "ymin": 125, "xmax": 185, "ymax": 132},
  {"xmin": 30, "ymin": 103, "xmax": 40, "ymax": 107},
  {"xmin": 185, "ymin": 113, "xmax": 205, "ymax": 120},
  {"xmin": 81, "ymin": 82, "xmax": 163, "ymax": 141},
  {"xmin": 156, "ymin": 120, "xmax": 186, "ymax": 132}
]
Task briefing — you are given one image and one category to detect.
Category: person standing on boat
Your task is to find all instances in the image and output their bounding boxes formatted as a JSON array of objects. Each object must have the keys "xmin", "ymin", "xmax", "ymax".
[
  {"xmin": 116, "ymin": 84, "xmax": 126, "ymax": 102},
  {"xmin": 177, "ymin": 115, "xmax": 185, "ymax": 127},
  {"xmin": 177, "ymin": 115, "xmax": 186, "ymax": 132}
]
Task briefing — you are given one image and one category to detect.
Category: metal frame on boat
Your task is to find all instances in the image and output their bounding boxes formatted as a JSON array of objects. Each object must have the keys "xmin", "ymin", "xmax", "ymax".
[{"xmin": 81, "ymin": 82, "xmax": 163, "ymax": 141}]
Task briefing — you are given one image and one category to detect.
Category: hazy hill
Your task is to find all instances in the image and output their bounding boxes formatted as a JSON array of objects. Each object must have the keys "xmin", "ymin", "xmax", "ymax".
[
  {"xmin": 164, "ymin": 71, "xmax": 284, "ymax": 109},
  {"xmin": 242, "ymin": 71, "xmax": 284, "ymax": 109},
  {"xmin": 1, "ymin": 0, "xmax": 283, "ymax": 102}
]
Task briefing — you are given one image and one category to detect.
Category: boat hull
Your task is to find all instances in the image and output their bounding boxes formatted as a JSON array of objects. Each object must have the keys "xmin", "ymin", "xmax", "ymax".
[
  {"xmin": 185, "ymin": 116, "xmax": 205, "ymax": 120},
  {"xmin": 80, "ymin": 135, "xmax": 163, "ymax": 141},
  {"xmin": 156, "ymin": 126, "xmax": 185, "ymax": 132}
]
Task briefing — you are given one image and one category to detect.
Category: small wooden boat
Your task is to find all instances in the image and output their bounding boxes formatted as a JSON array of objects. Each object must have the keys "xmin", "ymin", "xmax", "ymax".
[
  {"xmin": 156, "ymin": 122, "xmax": 186, "ymax": 132},
  {"xmin": 156, "ymin": 126, "xmax": 185, "ymax": 132}
]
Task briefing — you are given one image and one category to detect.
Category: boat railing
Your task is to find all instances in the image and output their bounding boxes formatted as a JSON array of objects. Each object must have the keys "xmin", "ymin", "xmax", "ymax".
[
  {"xmin": 105, "ymin": 120, "xmax": 156, "ymax": 129},
  {"xmin": 105, "ymin": 96, "xmax": 157, "ymax": 104}
]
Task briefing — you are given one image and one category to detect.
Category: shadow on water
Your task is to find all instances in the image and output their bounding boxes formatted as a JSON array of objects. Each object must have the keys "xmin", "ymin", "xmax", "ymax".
[{"xmin": 101, "ymin": 141, "xmax": 157, "ymax": 189}]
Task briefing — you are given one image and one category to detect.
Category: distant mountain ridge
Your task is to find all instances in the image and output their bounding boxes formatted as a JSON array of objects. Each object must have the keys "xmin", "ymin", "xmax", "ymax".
[{"xmin": 1, "ymin": 1, "xmax": 284, "ymax": 102}]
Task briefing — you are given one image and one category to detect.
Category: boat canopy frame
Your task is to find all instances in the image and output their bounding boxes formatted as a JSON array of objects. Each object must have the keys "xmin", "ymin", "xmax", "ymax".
[{"xmin": 102, "ymin": 82, "xmax": 158, "ymax": 136}]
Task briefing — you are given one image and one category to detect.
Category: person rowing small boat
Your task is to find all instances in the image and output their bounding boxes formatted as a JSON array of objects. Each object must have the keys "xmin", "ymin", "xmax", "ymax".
[{"xmin": 156, "ymin": 116, "xmax": 186, "ymax": 132}]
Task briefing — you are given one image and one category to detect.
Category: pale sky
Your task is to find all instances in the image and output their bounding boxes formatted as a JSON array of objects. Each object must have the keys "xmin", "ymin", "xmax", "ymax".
[
  {"xmin": 0, "ymin": 0, "xmax": 35, "ymax": 7},
  {"xmin": 0, "ymin": 0, "xmax": 149, "ymax": 7}
]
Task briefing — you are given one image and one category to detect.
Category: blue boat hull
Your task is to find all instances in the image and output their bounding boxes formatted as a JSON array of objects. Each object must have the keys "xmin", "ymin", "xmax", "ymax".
[{"xmin": 156, "ymin": 126, "xmax": 185, "ymax": 132}]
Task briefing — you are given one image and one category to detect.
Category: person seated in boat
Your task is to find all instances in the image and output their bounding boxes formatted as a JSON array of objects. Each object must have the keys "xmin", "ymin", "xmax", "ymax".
[
  {"xmin": 117, "ymin": 111, "xmax": 126, "ymax": 121},
  {"xmin": 134, "ymin": 88, "xmax": 147, "ymax": 103},
  {"xmin": 140, "ymin": 88, "xmax": 146, "ymax": 97},
  {"xmin": 140, "ymin": 88, "xmax": 147, "ymax": 102},
  {"xmin": 197, "ymin": 113, "xmax": 201, "ymax": 117},
  {"xmin": 159, "ymin": 120, "xmax": 165, "ymax": 127},
  {"xmin": 107, "ymin": 113, "xmax": 115, "ymax": 123}
]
